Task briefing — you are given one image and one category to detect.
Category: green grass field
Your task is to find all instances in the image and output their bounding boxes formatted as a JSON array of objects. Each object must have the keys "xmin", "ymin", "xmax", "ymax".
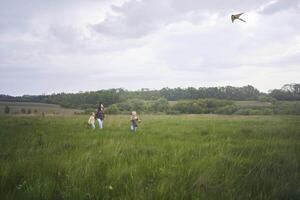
[{"xmin": 0, "ymin": 115, "xmax": 299, "ymax": 199}]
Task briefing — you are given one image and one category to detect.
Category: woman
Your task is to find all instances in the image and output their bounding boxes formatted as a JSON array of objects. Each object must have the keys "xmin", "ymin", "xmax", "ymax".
[{"xmin": 95, "ymin": 103, "xmax": 104, "ymax": 129}]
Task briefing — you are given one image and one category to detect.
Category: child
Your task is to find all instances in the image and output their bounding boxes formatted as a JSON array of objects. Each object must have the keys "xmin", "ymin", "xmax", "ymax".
[
  {"xmin": 130, "ymin": 111, "xmax": 141, "ymax": 132},
  {"xmin": 88, "ymin": 112, "xmax": 95, "ymax": 129}
]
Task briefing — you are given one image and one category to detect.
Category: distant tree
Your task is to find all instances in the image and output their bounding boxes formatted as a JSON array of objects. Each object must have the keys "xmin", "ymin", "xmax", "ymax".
[
  {"xmin": 172, "ymin": 99, "xmax": 234, "ymax": 114},
  {"xmin": 173, "ymin": 100, "xmax": 205, "ymax": 114},
  {"xmin": 258, "ymin": 95, "xmax": 269, "ymax": 102},
  {"xmin": 106, "ymin": 104, "xmax": 120, "ymax": 114},
  {"xmin": 34, "ymin": 109, "xmax": 38, "ymax": 114},
  {"xmin": 281, "ymin": 83, "xmax": 300, "ymax": 94},
  {"xmin": 1, "ymin": 85, "xmax": 266, "ymax": 109},
  {"xmin": 128, "ymin": 99, "xmax": 146, "ymax": 112},
  {"xmin": 4, "ymin": 106, "xmax": 10, "ymax": 114},
  {"xmin": 258, "ymin": 95, "xmax": 276, "ymax": 104},
  {"xmin": 215, "ymin": 105, "xmax": 238, "ymax": 114},
  {"xmin": 116, "ymin": 102, "xmax": 131, "ymax": 111},
  {"xmin": 151, "ymin": 98, "xmax": 170, "ymax": 112},
  {"xmin": 27, "ymin": 109, "xmax": 31, "ymax": 114},
  {"xmin": 269, "ymin": 83, "xmax": 300, "ymax": 100},
  {"xmin": 21, "ymin": 108, "xmax": 26, "ymax": 114}
]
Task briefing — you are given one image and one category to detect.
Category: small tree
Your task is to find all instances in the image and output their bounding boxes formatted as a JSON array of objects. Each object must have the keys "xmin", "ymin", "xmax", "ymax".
[
  {"xmin": 21, "ymin": 108, "xmax": 26, "ymax": 114},
  {"xmin": 27, "ymin": 109, "xmax": 31, "ymax": 114},
  {"xmin": 151, "ymin": 98, "xmax": 170, "ymax": 112},
  {"xmin": 34, "ymin": 109, "xmax": 38, "ymax": 114},
  {"xmin": 128, "ymin": 99, "xmax": 146, "ymax": 112},
  {"xmin": 4, "ymin": 106, "xmax": 10, "ymax": 114},
  {"xmin": 106, "ymin": 104, "xmax": 120, "ymax": 114}
]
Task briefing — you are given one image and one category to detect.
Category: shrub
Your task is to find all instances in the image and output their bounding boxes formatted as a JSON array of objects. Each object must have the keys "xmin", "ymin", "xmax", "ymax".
[
  {"xmin": 128, "ymin": 99, "xmax": 146, "ymax": 112},
  {"xmin": 84, "ymin": 108, "xmax": 96, "ymax": 115},
  {"xmin": 173, "ymin": 101, "xmax": 204, "ymax": 114},
  {"xmin": 234, "ymin": 108, "xmax": 272, "ymax": 115},
  {"xmin": 258, "ymin": 95, "xmax": 277, "ymax": 104},
  {"xmin": 204, "ymin": 99, "xmax": 234, "ymax": 108},
  {"xmin": 4, "ymin": 106, "xmax": 10, "ymax": 114},
  {"xmin": 215, "ymin": 105, "xmax": 238, "ymax": 115},
  {"xmin": 262, "ymin": 108, "xmax": 274, "ymax": 115},
  {"xmin": 115, "ymin": 99, "xmax": 147, "ymax": 112},
  {"xmin": 248, "ymin": 109, "xmax": 263, "ymax": 115},
  {"xmin": 166, "ymin": 110, "xmax": 181, "ymax": 115},
  {"xmin": 116, "ymin": 102, "xmax": 131, "ymax": 112},
  {"xmin": 27, "ymin": 109, "xmax": 31, "ymax": 114},
  {"xmin": 172, "ymin": 99, "xmax": 233, "ymax": 114},
  {"xmin": 258, "ymin": 95, "xmax": 269, "ymax": 102},
  {"xmin": 273, "ymin": 102, "xmax": 300, "ymax": 115},
  {"xmin": 106, "ymin": 104, "xmax": 120, "ymax": 114},
  {"xmin": 74, "ymin": 111, "xmax": 84, "ymax": 115},
  {"xmin": 21, "ymin": 108, "xmax": 26, "ymax": 114},
  {"xmin": 234, "ymin": 109, "xmax": 252, "ymax": 115},
  {"xmin": 150, "ymin": 98, "xmax": 170, "ymax": 112}
]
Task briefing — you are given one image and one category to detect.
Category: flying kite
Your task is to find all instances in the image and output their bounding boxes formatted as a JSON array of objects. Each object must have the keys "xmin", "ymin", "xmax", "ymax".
[{"xmin": 231, "ymin": 13, "xmax": 246, "ymax": 23}]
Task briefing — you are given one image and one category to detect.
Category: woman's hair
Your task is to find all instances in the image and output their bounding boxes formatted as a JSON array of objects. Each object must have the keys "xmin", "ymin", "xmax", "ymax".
[
  {"xmin": 132, "ymin": 111, "xmax": 137, "ymax": 116},
  {"xmin": 98, "ymin": 102, "xmax": 103, "ymax": 110}
]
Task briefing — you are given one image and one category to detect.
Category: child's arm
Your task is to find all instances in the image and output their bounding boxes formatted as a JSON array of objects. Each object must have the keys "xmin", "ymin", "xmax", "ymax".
[{"xmin": 88, "ymin": 116, "xmax": 92, "ymax": 124}]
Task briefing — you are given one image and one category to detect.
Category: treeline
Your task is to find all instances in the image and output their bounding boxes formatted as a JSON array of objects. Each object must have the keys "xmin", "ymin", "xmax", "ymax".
[
  {"xmin": 0, "ymin": 85, "xmax": 261, "ymax": 108},
  {"xmin": 0, "ymin": 84, "xmax": 299, "ymax": 109},
  {"xmin": 160, "ymin": 85, "xmax": 260, "ymax": 101},
  {"xmin": 103, "ymin": 98, "xmax": 236, "ymax": 114},
  {"xmin": 269, "ymin": 84, "xmax": 300, "ymax": 100},
  {"xmin": 103, "ymin": 98, "xmax": 300, "ymax": 115}
]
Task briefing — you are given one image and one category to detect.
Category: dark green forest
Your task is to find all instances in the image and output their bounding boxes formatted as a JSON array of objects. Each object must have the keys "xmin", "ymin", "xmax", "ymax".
[{"xmin": 1, "ymin": 84, "xmax": 300, "ymax": 115}]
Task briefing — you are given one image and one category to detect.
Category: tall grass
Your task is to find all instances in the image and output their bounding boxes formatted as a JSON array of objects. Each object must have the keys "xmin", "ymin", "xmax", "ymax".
[{"xmin": 0, "ymin": 115, "xmax": 299, "ymax": 199}]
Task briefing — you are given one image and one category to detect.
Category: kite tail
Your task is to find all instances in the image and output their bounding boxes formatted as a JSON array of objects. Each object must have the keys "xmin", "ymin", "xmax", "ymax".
[{"xmin": 239, "ymin": 18, "xmax": 246, "ymax": 23}]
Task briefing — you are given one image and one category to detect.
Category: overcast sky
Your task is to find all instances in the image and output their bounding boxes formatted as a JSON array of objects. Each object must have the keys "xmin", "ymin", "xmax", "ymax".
[{"xmin": 1, "ymin": 0, "xmax": 299, "ymax": 95}]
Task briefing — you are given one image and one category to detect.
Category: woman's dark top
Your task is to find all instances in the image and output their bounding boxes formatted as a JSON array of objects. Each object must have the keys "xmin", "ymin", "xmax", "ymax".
[{"xmin": 96, "ymin": 109, "xmax": 104, "ymax": 120}]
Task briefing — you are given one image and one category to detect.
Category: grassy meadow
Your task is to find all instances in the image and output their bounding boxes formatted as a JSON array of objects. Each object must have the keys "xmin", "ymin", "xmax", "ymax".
[{"xmin": 0, "ymin": 114, "xmax": 299, "ymax": 199}]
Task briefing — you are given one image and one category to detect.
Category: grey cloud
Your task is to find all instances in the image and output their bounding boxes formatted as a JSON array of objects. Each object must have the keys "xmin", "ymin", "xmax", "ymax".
[
  {"xmin": 92, "ymin": 0, "xmax": 269, "ymax": 38},
  {"xmin": 156, "ymin": 7, "xmax": 300, "ymax": 72},
  {"xmin": 46, "ymin": 24, "xmax": 148, "ymax": 54},
  {"xmin": 259, "ymin": 0, "xmax": 300, "ymax": 15},
  {"xmin": 170, "ymin": 0, "xmax": 267, "ymax": 12},
  {"xmin": 91, "ymin": 15, "xmax": 158, "ymax": 38},
  {"xmin": 91, "ymin": 0, "xmax": 178, "ymax": 38},
  {"xmin": 48, "ymin": 25, "xmax": 82, "ymax": 44},
  {"xmin": 156, "ymin": 24, "xmax": 245, "ymax": 71},
  {"xmin": 0, "ymin": 0, "xmax": 58, "ymax": 33},
  {"xmin": 262, "ymin": 52, "xmax": 300, "ymax": 67},
  {"xmin": 0, "ymin": 0, "xmax": 112, "ymax": 34}
]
